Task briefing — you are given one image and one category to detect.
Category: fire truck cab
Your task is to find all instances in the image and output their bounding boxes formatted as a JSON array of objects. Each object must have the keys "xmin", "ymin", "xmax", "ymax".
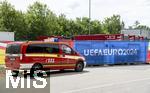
[{"xmin": 5, "ymin": 41, "xmax": 86, "ymax": 73}]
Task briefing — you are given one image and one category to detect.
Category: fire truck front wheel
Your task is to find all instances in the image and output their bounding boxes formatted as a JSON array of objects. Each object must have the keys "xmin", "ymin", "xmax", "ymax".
[
  {"xmin": 75, "ymin": 61, "xmax": 84, "ymax": 72},
  {"xmin": 30, "ymin": 63, "xmax": 43, "ymax": 77}
]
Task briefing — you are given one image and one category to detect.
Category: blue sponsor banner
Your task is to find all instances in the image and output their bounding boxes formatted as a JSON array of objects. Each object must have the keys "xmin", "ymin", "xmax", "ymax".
[{"xmin": 74, "ymin": 40, "xmax": 148, "ymax": 65}]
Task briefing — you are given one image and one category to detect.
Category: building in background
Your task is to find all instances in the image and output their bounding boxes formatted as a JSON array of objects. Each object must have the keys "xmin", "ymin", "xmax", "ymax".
[
  {"xmin": 0, "ymin": 32, "xmax": 14, "ymax": 41},
  {"xmin": 121, "ymin": 29, "xmax": 150, "ymax": 39}
]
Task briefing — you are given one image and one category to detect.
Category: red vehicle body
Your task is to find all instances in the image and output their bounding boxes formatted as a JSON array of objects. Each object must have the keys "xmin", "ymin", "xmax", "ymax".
[{"xmin": 5, "ymin": 41, "xmax": 86, "ymax": 72}]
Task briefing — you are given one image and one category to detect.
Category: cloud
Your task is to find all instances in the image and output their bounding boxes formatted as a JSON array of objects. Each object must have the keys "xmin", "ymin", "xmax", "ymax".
[
  {"xmin": 69, "ymin": 2, "xmax": 80, "ymax": 10},
  {"xmin": 144, "ymin": 0, "xmax": 150, "ymax": 4}
]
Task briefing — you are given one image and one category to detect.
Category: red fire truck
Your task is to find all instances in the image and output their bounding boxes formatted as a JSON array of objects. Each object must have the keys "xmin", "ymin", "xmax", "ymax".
[{"xmin": 5, "ymin": 41, "xmax": 86, "ymax": 74}]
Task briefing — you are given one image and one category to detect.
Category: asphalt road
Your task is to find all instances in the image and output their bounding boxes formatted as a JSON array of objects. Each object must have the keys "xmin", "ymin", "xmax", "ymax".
[{"xmin": 50, "ymin": 64, "xmax": 150, "ymax": 93}]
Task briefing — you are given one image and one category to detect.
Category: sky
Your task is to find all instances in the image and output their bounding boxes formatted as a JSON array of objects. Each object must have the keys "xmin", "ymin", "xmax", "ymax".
[{"xmin": 3, "ymin": 0, "xmax": 150, "ymax": 27}]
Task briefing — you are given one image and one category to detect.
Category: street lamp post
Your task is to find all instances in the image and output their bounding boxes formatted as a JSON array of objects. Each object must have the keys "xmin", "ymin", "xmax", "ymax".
[{"xmin": 89, "ymin": 0, "xmax": 91, "ymax": 35}]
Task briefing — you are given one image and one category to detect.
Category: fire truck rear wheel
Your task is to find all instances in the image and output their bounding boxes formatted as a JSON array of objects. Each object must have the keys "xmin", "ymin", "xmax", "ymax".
[
  {"xmin": 59, "ymin": 69, "xmax": 65, "ymax": 72},
  {"xmin": 30, "ymin": 63, "xmax": 43, "ymax": 77},
  {"xmin": 12, "ymin": 70, "xmax": 19, "ymax": 77},
  {"xmin": 75, "ymin": 61, "xmax": 84, "ymax": 72}
]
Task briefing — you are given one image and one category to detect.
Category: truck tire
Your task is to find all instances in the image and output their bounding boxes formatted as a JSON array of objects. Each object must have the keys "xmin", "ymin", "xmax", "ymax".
[
  {"xmin": 30, "ymin": 63, "xmax": 43, "ymax": 77},
  {"xmin": 12, "ymin": 70, "xmax": 19, "ymax": 77},
  {"xmin": 75, "ymin": 62, "xmax": 84, "ymax": 72}
]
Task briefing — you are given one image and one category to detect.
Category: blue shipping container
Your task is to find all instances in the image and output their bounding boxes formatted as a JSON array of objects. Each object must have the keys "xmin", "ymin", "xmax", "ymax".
[{"xmin": 74, "ymin": 40, "xmax": 148, "ymax": 65}]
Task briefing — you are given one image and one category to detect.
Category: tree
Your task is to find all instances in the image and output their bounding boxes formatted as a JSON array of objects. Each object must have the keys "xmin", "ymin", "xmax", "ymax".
[
  {"xmin": 14, "ymin": 11, "xmax": 28, "ymax": 40},
  {"xmin": 46, "ymin": 9, "xmax": 60, "ymax": 36},
  {"xmin": 90, "ymin": 20, "xmax": 103, "ymax": 34},
  {"xmin": 134, "ymin": 20, "xmax": 140, "ymax": 28},
  {"xmin": 136, "ymin": 25, "xmax": 150, "ymax": 31},
  {"xmin": 26, "ymin": 2, "xmax": 53, "ymax": 40},
  {"xmin": 102, "ymin": 15, "xmax": 123, "ymax": 34},
  {"xmin": 0, "ymin": 1, "xmax": 18, "ymax": 32},
  {"xmin": 0, "ymin": 1, "xmax": 28, "ymax": 40},
  {"xmin": 75, "ymin": 17, "xmax": 90, "ymax": 35},
  {"xmin": 131, "ymin": 20, "xmax": 150, "ymax": 31},
  {"xmin": 57, "ymin": 14, "xmax": 70, "ymax": 36}
]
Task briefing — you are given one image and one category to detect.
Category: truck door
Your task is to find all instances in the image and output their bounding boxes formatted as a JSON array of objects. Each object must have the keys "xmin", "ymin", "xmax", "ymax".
[
  {"xmin": 60, "ymin": 44, "xmax": 76, "ymax": 69},
  {"xmin": 25, "ymin": 44, "xmax": 47, "ymax": 69},
  {"xmin": 43, "ymin": 44, "xmax": 61, "ymax": 69}
]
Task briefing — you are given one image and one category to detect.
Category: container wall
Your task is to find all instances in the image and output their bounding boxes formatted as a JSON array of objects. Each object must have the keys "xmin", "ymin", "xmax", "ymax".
[
  {"xmin": 109, "ymin": 41, "xmax": 148, "ymax": 64},
  {"xmin": 74, "ymin": 40, "xmax": 148, "ymax": 65},
  {"xmin": 74, "ymin": 40, "xmax": 114, "ymax": 65},
  {"xmin": 74, "ymin": 34, "xmax": 124, "ymax": 40},
  {"xmin": 146, "ymin": 41, "xmax": 150, "ymax": 63}
]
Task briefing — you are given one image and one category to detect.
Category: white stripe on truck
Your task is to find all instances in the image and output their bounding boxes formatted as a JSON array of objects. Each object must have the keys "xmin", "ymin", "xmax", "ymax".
[
  {"xmin": 0, "ymin": 43, "xmax": 7, "ymax": 47},
  {"xmin": 20, "ymin": 63, "xmax": 34, "ymax": 69}
]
